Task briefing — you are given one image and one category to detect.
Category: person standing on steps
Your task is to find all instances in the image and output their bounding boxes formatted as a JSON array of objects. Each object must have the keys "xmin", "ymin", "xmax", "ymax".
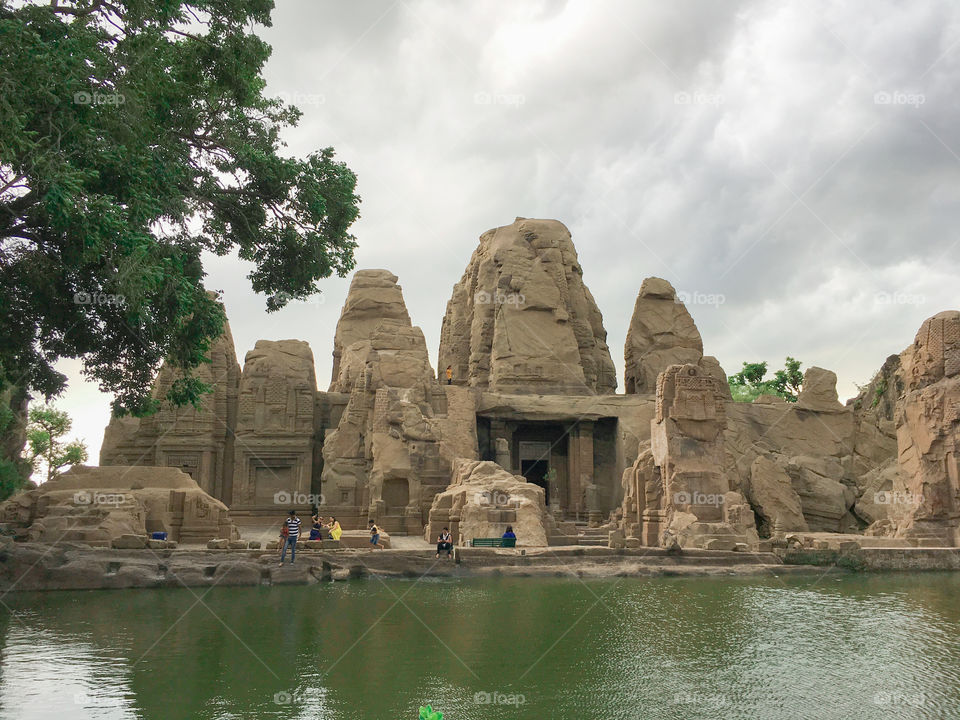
[
  {"xmin": 280, "ymin": 510, "xmax": 301, "ymax": 565},
  {"xmin": 445, "ymin": 365, "xmax": 453, "ymax": 385},
  {"xmin": 369, "ymin": 520, "xmax": 384, "ymax": 550}
]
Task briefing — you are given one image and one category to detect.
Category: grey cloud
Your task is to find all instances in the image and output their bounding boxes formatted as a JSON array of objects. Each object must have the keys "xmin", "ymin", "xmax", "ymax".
[{"xmin": 55, "ymin": 0, "xmax": 960, "ymax": 460}]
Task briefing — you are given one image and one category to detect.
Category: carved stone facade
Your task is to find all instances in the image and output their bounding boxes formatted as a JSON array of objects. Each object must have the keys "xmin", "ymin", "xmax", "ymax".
[
  {"xmin": 648, "ymin": 363, "xmax": 758, "ymax": 549},
  {"xmin": 889, "ymin": 311, "xmax": 960, "ymax": 545},
  {"xmin": 231, "ymin": 340, "xmax": 318, "ymax": 511},
  {"xmin": 91, "ymin": 219, "xmax": 955, "ymax": 546},
  {"xmin": 100, "ymin": 317, "xmax": 240, "ymax": 499}
]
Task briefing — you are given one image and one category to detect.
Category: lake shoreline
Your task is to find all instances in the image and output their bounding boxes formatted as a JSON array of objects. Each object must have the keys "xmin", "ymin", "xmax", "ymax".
[{"xmin": 2, "ymin": 542, "xmax": 959, "ymax": 592}]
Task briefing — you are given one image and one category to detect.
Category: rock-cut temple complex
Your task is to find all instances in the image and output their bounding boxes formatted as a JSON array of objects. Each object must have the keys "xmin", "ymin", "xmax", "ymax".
[{"xmin": 89, "ymin": 217, "xmax": 958, "ymax": 549}]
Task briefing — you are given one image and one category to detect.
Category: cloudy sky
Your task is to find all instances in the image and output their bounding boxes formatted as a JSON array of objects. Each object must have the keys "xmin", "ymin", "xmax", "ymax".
[{"xmin": 55, "ymin": 0, "xmax": 960, "ymax": 463}]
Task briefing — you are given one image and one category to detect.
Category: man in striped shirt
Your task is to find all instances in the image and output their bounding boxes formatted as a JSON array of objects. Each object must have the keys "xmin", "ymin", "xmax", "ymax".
[{"xmin": 280, "ymin": 510, "xmax": 301, "ymax": 565}]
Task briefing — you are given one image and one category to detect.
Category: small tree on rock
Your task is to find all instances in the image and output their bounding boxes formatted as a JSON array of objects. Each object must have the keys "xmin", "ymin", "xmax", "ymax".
[
  {"xmin": 729, "ymin": 357, "xmax": 804, "ymax": 402},
  {"xmin": 25, "ymin": 405, "xmax": 87, "ymax": 485}
]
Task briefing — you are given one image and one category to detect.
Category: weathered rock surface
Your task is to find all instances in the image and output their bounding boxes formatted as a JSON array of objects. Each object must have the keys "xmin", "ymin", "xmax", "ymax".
[
  {"xmin": 0, "ymin": 465, "xmax": 238, "ymax": 545},
  {"xmin": 329, "ymin": 270, "xmax": 413, "ymax": 392},
  {"xmin": 438, "ymin": 218, "xmax": 616, "ymax": 394},
  {"xmin": 322, "ymin": 270, "xmax": 454, "ymax": 535},
  {"xmin": 746, "ymin": 455, "xmax": 808, "ymax": 534},
  {"xmin": 231, "ymin": 339, "xmax": 318, "ymax": 509},
  {"xmin": 797, "ymin": 367, "xmax": 845, "ymax": 412},
  {"xmin": 100, "ymin": 312, "xmax": 240, "ymax": 499},
  {"xmin": 624, "ymin": 278, "xmax": 704, "ymax": 394},
  {"xmin": 425, "ymin": 459, "xmax": 553, "ymax": 546},
  {"xmin": 649, "ymin": 363, "xmax": 758, "ymax": 549},
  {"xmin": 889, "ymin": 311, "xmax": 960, "ymax": 545}
]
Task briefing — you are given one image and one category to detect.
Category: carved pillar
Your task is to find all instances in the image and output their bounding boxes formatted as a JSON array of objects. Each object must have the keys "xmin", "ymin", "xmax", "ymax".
[
  {"xmin": 567, "ymin": 420, "xmax": 594, "ymax": 520},
  {"xmin": 490, "ymin": 420, "xmax": 514, "ymax": 472}
]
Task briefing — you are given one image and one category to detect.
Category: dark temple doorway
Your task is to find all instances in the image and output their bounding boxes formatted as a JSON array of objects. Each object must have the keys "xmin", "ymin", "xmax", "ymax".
[{"xmin": 520, "ymin": 458, "xmax": 550, "ymax": 506}]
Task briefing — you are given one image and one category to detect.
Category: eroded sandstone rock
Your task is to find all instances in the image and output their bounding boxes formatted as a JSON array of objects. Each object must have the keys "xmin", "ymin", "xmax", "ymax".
[
  {"xmin": 746, "ymin": 455, "xmax": 808, "ymax": 534},
  {"xmin": 889, "ymin": 311, "xmax": 960, "ymax": 545},
  {"xmin": 232, "ymin": 340, "xmax": 317, "ymax": 510},
  {"xmin": 0, "ymin": 465, "xmax": 238, "ymax": 545},
  {"xmin": 650, "ymin": 363, "xmax": 757, "ymax": 549},
  {"xmin": 797, "ymin": 367, "xmax": 844, "ymax": 412},
  {"xmin": 624, "ymin": 278, "xmax": 703, "ymax": 394},
  {"xmin": 425, "ymin": 459, "xmax": 553, "ymax": 546},
  {"xmin": 100, "ymin": 313, "xmax": 240, "ymax": 499},
  {"xmin": 438, "ymin": 218, "xmax": 616, "ymax": 394},
  {"xmin": 329, "ymin": 270, "xmax": 413, "ymax": 392},
  {"xmin": 322, "ymin": 271, "xmax": 456, "ymax": 535}
]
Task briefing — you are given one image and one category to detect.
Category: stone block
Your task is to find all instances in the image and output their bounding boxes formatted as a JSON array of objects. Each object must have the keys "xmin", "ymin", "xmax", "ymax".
[
  {"xmin": 207, "ymin": 539, "xmax": 229, "ymax": 549},
  {"xmin": 704, "ymin": 538, "xmax": 737, "ymax": 551},
  {"xmin": 247, "ymin": 541, "xmax": 261, "ymax": 550},
  {"xmin": 228, "ymin": 541, "xmax": 248, "ymax": 550},
  {"xmin": 111, "ymin": 534, "xmax": 147, "ymax": 549},
  {"xmin": 321, "ymin": 540, "xmax": 341, "ymax": 550},
  {"xmin": 608, "ymin": 529, "xmax": 625, "ymax": 549}
]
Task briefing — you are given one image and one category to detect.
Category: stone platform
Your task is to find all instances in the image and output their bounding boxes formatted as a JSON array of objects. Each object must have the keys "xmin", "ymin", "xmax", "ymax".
[{"xmin": 3, "ymin": 541, "xmax": 956, "ymax": 593}]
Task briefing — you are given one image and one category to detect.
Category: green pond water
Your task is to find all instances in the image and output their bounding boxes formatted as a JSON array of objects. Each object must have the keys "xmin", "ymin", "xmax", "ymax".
[{"xmin": 1, "ymin": 572, "xmax": 959, "ymax": 720}]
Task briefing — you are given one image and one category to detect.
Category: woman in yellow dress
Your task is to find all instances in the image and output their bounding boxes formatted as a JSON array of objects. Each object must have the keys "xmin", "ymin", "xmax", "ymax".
[{"xmin": 325, "ymin": 517, "xmax": 342, "ymax": 541}]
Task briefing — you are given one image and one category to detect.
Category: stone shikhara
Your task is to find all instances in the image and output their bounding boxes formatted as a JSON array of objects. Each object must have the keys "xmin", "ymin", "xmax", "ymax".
[{"xmin": 4, "ymin": 218, "xmax": 956, "ymax": 551}]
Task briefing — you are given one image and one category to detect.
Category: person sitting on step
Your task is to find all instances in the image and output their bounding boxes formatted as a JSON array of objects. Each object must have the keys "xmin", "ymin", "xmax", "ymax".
[{"xmin": 436, "ymin": 527, "xmax": 453, "ymax": 559}]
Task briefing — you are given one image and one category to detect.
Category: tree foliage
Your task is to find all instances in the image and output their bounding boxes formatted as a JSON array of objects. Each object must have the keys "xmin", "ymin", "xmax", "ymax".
[
  {"xmin": 25, "ymin": 403, "xmax": 87, "ymax": 484},
  {"xmin": 728, "ymin": 357, "xmax": 804, "ymax": 402},
  {"xmin": 0, "ymin": 0, "xmax": 360, "ymax": 416}
]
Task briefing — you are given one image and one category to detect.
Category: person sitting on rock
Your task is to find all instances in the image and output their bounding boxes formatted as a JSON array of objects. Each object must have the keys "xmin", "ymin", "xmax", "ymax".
[
  {"xmin": 309, "ymin": 513, "xmax": 324, "ymax": 541},
  {"xmin": 369, "ymin": 520, "xmax": 384, "ymax": 550},
  {"xmin": 325, "ymin": 517, "xmax": 343, "ymax": 541},
  {"xmin": 501, "ymin": 525, "xmax": 516, "ymax": 540},
  {"xmin": 436, "ymin": 527, "xmax": 453, "ymax": 559}
]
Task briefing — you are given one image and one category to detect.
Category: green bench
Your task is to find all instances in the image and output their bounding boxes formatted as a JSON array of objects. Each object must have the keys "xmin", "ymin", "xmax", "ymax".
[{"xmin": 470, "ymin": 537, "xmax": 517, "ymax": 548}]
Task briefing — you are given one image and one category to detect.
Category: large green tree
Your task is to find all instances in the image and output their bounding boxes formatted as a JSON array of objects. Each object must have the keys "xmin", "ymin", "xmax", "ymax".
[{"xmin": 0, "ymin": 0, "xmax": 360, "ymax": 421}]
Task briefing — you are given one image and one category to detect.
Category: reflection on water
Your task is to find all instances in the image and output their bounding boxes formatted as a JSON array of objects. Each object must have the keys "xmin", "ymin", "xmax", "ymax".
[{"xmin": 1, "ymin": 573, "xmax": 959, "ymax": 719}]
